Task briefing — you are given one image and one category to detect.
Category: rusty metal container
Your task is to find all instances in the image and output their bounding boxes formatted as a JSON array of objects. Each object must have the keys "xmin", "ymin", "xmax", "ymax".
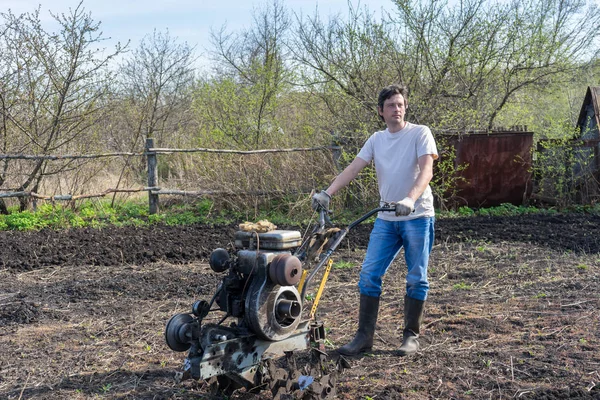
[{"xmin": 439, "ymin": 130, "xmax": 534, "ymax": 207}]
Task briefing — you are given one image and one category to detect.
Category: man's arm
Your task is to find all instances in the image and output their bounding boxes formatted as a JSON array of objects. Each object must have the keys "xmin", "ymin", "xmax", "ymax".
[
  {"xmin": 406, "ymin": 154, "xmax": 435, "ymax": 201},
  {"xmin": 393, "ymin": 154, "xmax": 435, "ymax": 216},
  {"xmin": 325, "ymin": 157, "xmax": 369, "ymax": 196}
]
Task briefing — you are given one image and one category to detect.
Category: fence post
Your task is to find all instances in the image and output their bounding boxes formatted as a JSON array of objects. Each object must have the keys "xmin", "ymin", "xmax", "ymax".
[
  {"xmin": 330, "ymin": 144, "xmax": 342, "ymax": 172},
  {"xmin": 146, "ymin": 138, "xmax": 159, "ymax": 214}
]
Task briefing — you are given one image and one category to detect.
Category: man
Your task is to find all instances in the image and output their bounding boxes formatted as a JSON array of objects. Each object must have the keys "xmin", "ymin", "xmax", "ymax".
[{"xmin": 312, "ymin": 84, "xmax": 438, "ymax": 356}]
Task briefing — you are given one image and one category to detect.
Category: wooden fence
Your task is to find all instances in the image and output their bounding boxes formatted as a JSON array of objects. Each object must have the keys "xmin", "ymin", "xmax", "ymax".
[{"xmin": 0, "ymin": 138, "xmax": 340, "ymax": 214}]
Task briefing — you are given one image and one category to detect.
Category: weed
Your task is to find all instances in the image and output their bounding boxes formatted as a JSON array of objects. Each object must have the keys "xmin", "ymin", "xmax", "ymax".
[
  {"xmin": 576, "ymin": 264, "xmax": 589, "ymax": 271},
  {"xmin": 3, "ymin": 211, "xmax": 42, "ymax": 230},
  {"xmin": 333, "ymin": 260, "xmax": 355, "ymax": 269},
  {"xmin": 457, "ymin": 206, "xmax": 475, "ymax": 216},
  {"xmin": 101, "ymin": 383, "xmax": 112, "ymax": 394},
  {"xmin": 0, "ymin": 196, "xmax": 592, "ymax": 235},
  {"xmin": 452, "ymin": 282, "xmax": 472, "ymax": 290}
]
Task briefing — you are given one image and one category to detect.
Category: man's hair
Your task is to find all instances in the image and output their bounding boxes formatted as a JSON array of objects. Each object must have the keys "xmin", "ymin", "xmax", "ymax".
[{"xmin": 377, "ymin": 84, "xmax": 409, "ymax": 110}]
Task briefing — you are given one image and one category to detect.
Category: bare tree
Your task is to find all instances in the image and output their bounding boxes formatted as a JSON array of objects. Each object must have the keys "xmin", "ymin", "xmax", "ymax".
[
  {"xmin": 197, "ymin": 0, "xmax": 292, "ymax": 149},
  {"xmin": 291, "ymin": 0, "xmax": 600, "ymax": 132},
  {"xmin": 0, "ymin": 2, "xmax": 124, "ymax": 211},
  {"xmin": 291, "ymin": 2, "xmax": 401, "ymax": 139},
  {"xmin": 117, "ymin": 29, "xmax": 196, "ymax": 147},
  {"xmin": 392, "ymin": 0, "xmax": 600, "ymax": 130}
]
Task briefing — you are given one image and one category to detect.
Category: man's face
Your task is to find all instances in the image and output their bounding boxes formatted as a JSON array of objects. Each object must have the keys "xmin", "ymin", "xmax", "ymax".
[{"xmin": 378, "ymin": 94, "xmax": 407, "ymax": 127}]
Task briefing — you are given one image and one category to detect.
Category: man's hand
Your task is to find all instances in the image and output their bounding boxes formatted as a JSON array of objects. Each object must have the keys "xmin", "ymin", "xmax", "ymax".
[
  {"xmin": 311, "ymin": 190, "xmax": 331, "ymax": 211},
  {"xmin": 394, "ymin": 197, "xmax": 415, "ymax": 216}
]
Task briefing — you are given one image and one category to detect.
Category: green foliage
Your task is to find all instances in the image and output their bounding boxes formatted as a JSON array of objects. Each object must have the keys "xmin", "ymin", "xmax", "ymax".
[
  {"xmin": 457, "ymin": 206, "xmax": 475, "ymax": 217},
  {"xmin": 333, "ymin": 260, "xmax": 355, "ymax": 270},
  {"xmin": 194, "ymin": 1, "xmax": 293, "ymax": 150},
  {"xmin": 534, "ymin": 131, "xmax": 599, "ymax": 206},
  {"xmin": 116, "ymin": 202, "xmax": 149, "ymax": 219},
  {"xmin": 2, "ymin": 211, "xmax": 43, "ymax": 231},
  {"xmin": 452, "ymin": 282, "xmax": 472, "ymax": 290},
  {"xmin": 332, "ymin": 148, "xmax": 379, "ymax": 211},
  {"xmin": 430, "ymin": 135, "xmax": 469, "ymax": 211},
  {"xmin": 163, "ymin": 211, "xmax": 200, "ymax": 226},
  {"xmin": 440, "ymin": 203, "xmax": 549, "ymax": 218},
  {"xmin": 477, "ymin": 203, "xmax": 538, "ymax": 217},
  {"xmin": 0, "ymin": 195, "xmax": 595, "ymax": 233},
  {"xmin": 0, "ymin": 200, "xmax": 208, "ymax": 231},
  {"xmin": 100, "ymin": 383, "xmax": 112, "ymax": 394}
]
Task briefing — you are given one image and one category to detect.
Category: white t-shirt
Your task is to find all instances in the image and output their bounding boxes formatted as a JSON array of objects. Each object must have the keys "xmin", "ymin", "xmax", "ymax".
[{"xmin": 356, "ymin": 122, "xmax": 438, "ymax": 221}]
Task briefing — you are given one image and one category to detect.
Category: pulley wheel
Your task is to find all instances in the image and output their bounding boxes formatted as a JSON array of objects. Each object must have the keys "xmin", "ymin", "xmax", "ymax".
[
  {"xmin": 245, "ymin": 282, "xmax": 303, "ymax": 341},
  {"xmin": 165, "ymin": 313, "xmax": 193, "ymax": 352},
  {"xmin": 269, "ymin": 254, "xmax": 302, "ymax": 286}
]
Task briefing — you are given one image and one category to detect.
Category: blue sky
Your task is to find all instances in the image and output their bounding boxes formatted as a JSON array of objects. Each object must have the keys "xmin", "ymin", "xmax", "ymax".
[{"xmin": 3, "ymin": 0, "xmax": 395, "ymax": 69}]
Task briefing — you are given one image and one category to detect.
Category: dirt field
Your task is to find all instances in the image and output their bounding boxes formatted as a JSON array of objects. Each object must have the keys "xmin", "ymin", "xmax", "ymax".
[{"xmin": 1, "ymin": 212, "xmax": 599, "ymax": 399}]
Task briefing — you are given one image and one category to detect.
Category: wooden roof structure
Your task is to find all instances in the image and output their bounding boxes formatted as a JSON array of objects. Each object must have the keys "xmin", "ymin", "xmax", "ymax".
[{"xmin": 577, "ymin": 86, "xmax": 600, "ymax": 138}]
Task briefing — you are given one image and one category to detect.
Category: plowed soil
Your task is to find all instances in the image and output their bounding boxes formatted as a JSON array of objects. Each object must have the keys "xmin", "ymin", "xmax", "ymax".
[{"xmin": 1, "ymin": 212, "xmax": 599, "ymax": 399}]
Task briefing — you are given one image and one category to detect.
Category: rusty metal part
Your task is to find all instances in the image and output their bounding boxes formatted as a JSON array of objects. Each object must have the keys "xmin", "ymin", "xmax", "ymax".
[
  {"xmin": 441, "ymin": 131, "xmax": 534, "ymax": 207},
  {"xmin": 306, "ymin": 228, "xmax": 341, "ymax": 261},
  {"xmin": 269, "ymin": 254, "xmax": 303, "ymax": 286}
]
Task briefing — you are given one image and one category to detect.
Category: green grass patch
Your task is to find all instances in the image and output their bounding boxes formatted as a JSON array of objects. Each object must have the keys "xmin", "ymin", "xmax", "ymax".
[
  {"xmin": 0, "ymin": 199, "xmax": 598, "ymax": 232},
  {"xmin": 440, "ymin": 202, "xmax": 600, "ymax": 218},
  {"xmin": 333, "ymin": 260, "xmax": 355, "ymax": 269},
  {"xmin": 452, "ymin": 282, "xmax": 472, "ymax": 290}
]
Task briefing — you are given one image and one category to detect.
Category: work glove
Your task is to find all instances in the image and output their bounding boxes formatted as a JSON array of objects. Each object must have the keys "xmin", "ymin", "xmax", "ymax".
[
  {"xmin": 394, "ymin": 197, "xmax": 415, "ymax": 216},
  {"xmin": 311, "ymin": 190, "xmax": 331, "ymax": 211}
]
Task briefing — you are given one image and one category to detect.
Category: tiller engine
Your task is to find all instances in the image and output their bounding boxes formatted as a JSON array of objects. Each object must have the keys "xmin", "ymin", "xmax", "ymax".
[{"xmin": 165, "ymin": 206, "xmax": 395, "ymax": 398}]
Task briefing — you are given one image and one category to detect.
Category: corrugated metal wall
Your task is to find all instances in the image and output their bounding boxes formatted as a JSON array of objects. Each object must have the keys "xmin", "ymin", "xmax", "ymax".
[{"xmin": 440, "ymin": 131, "xmax": 534, "ymax": 207}]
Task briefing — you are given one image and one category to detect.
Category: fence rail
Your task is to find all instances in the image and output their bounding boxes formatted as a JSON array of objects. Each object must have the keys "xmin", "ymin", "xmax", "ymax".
[
  {"xmin": 0, "ymin": 187, "xmax": 158, "ymax": 201},
  {"xmin": 0, "ymin": 152, "xmax": 143, "ymax": 160},
  {"xmin": 0, "ymin": 145, "xmax": 336, "ymax": 160},
  {"xmin": 0, "ymin": 139, "xmax": 339, "ymax": 213}
]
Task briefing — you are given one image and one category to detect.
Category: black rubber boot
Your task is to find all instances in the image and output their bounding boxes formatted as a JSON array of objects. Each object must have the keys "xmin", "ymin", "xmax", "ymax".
[
  {"xmin": 337, "ymin": 294, "xmax": 380, "ymax": 356},
  {"xmin": 397, "ymin": 295, "xmax": 425, "ymax": 356}
]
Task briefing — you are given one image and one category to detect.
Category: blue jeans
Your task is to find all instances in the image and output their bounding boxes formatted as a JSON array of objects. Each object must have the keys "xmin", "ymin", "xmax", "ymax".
[{"xmin": 358, "ymin": 217, "xmax": 435, "ymax": 301}]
